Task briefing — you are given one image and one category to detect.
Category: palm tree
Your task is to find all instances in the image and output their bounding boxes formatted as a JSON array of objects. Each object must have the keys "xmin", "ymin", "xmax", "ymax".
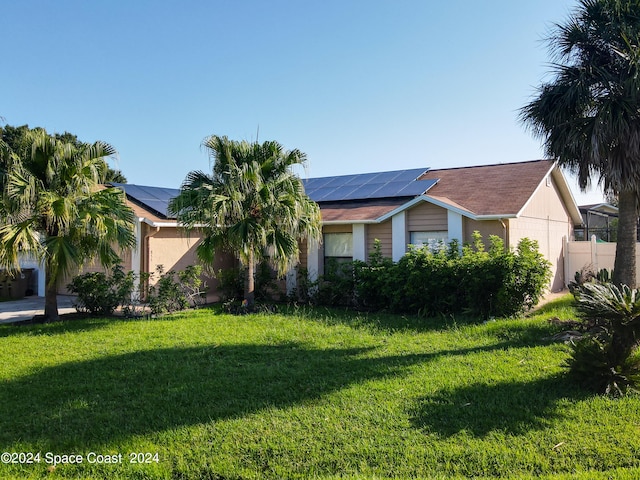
[
  {"xmin": 0, "ymin": 129, "xmax": 136, "ymax": 321},
  {"xmin": 169, "ymin": 135, "xmax": 322, "ymax": 307},
  {"xmin": 520, "ymin": 0, "xmax": 640, "ymax": 288}
]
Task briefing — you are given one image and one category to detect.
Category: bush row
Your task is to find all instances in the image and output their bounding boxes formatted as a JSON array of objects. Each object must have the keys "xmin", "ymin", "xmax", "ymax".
[
  {"xmin": 295, "ymin": 232, "xmax": 552, "ymax": 318},
  {"xmin": 67, "ymin": 264, "xmax": 206, "ymax": 316}
]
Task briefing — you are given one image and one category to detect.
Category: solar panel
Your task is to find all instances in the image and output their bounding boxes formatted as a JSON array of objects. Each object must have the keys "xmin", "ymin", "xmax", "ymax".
[
  {"xmin": 112, "ymin": 183, "xmax": 180, "ymax": 218},
  {"xmin": 397, "ymin": 178, "xmax": 439, "ymax": 196},
  {"xmin": 302, "ymin": 168, "xmax": 433, "ymax": 202},
  {"xmin": 114, "ymin": 167, "xmax": 438, "ymax": 217}
]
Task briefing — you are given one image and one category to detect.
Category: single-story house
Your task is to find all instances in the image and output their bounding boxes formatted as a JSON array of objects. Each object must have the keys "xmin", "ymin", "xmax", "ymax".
[
  {"xmin": 36, "ymin": 159, "xmax": 579, "ymax": 299},
  {"xmin": 300, "ymin": 159, "xmax": 582, "ymax": 292}
]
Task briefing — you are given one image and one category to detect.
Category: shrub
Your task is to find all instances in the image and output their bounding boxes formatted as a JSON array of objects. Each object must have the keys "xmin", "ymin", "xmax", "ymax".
[
  {"xmin": 147, "ymin": 265, "xmax": 206, "ymax": 315},
  {"xmin": 352, "ymin": 240, "xmax": 395, "ymax": 311},
  {"xmin": 216, "ymin": 262, "xmax": 285, "ymax": 303},
  {"xmin": 68, "ymin": 264, "xmax": 206, "ymax": 317},
  {"xmin": 315, "ymin": 258, "xmax": 357, "ymax": 306},
  {"xmin": 566, "ymin": 282, "xmax": 640, "ymax": 396},
  {"xmin": 215, "ymin": 267, "xmax": 244, "ymax": 301},
  {"xmin": 496, "ymin": 237, "xmax": 552, "ymax": 315},
  {"xmin": 302, "ymin": 233, "xmax": 551, "ymax": 319},
  {"xmin": 568, "ymin": 265, "xmax": 613, "ymax": 294},
  {"xmin": 67, "ymin": 264, "xmax": 134, "ymax": 315}
]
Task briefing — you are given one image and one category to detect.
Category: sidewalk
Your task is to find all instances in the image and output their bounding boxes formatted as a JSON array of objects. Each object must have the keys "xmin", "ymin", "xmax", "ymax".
[{"xmin": 0, "ymin": 295, "xmax": 77, "ymax": 324}]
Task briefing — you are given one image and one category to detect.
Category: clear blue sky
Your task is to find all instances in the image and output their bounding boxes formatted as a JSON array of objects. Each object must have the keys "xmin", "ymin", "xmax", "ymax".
[{"xmin": 2, "ymin": 0, "xmax": 605, "ymax": 204}]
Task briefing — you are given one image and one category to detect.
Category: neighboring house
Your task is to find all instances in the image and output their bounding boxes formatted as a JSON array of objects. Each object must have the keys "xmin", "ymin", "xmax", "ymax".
[
  {"xmin": 110, "ymin": 184, "xmax": 235, "ymax": 303},
  {"xmin": 30, "ymin": 159, "xmax": 581, "ymax": 299},
  {"xmin": 575, "ymin": 203, "xmax": 619, "ymax": 242}
]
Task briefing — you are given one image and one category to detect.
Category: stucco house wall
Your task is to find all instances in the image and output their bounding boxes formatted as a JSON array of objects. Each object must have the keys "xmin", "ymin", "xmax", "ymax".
[
  {"xmin": 462, "ymin": 218, "xmax": 507, "ymax": 245},
  {"xmin": 508, "ymin": 174, "xmax": 575, "ymax": 290}
]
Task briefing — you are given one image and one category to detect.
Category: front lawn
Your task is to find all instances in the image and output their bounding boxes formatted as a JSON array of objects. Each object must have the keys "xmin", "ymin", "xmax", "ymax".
[{"xmin": 1, "ymin": 297, "xmax": 639, "ymax": 479}]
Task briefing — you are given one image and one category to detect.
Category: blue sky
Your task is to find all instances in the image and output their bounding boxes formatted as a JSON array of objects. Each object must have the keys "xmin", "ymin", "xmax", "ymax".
[{"xmin": 2, "ymin": 0, "xmax": 605, "ymax": 204}]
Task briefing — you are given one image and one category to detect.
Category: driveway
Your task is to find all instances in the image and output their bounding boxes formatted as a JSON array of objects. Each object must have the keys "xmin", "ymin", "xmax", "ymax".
[{"xmin": 0, "ymin": 295, "xmax": 77, "ymax": 324}]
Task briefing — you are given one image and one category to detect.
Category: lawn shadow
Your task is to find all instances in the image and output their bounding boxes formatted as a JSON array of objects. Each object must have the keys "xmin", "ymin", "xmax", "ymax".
[
  {"xmin": 410, "ymin": 374, "xmax": 588, "ymax": 438},
  {"xmin": 0, "ymin": 316, "xmax": 118, "ymax": 338},
  {"xmin": 283, "ymin": 305, "xmax": 497, "ymax": 334},
  {"xmin": 0, "ymin": 342, "xmax": 434, "ymax": 451}
]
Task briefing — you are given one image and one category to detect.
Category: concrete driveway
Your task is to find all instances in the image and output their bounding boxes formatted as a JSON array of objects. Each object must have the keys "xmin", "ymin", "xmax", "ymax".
[{"xmin": 0, "ymin": 295, "xmax": 77, "ymax": 324}]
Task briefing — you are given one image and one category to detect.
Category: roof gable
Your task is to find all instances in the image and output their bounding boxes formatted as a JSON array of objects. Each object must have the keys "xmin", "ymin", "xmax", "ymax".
[{"xmin": 418, "ymin": 160, "xmax": 555, "ymax": 216}]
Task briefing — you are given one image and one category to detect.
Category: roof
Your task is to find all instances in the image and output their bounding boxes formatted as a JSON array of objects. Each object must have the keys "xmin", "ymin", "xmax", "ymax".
[
  {"xmin": 417, "ymin": 160, "xmax": 555, "ymax": 216},
  {"xmin": 319, "ymin": 198, "xmax": 409, "ymax": 223},
  {"xmin": 579, "ymin": 203, "xmax": 618, "ymax": 215},
  {"xmin": 112, "ymin": 159, "xmax": 582, "ymax": 227},
  {"xmin": 111, "ymin": 183, "xmax": 179, "ymax": 220}
]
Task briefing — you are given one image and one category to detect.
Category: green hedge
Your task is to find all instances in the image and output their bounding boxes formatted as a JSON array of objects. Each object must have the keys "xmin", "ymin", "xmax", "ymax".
[{"xmin": 307, "ymin": 232, "xmax": 551, "ymax": 319}]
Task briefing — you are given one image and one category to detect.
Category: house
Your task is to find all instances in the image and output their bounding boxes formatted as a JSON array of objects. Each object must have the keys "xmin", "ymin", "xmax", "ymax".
[
  {"xmin": 43, "ymin": 159, "xmax": 580, "ymax": 299},
  {"xmin": 300, "ymin": 159, "xmax": 582, "ymax": 292}
]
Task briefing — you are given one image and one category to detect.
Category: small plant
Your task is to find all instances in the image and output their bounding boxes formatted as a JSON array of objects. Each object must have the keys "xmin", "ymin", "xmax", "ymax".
[
  {"xmin": 178, "ymin": 265, "xmax": 207, "ymax": 308},
  {"xmin": 215, "ymin": 267, "xmax": 244, "ymax": 302},
  {"xmin": 67, "ymin": 264, "xmax": 134, "ymax": 315},
  {"xmin": 69, "ymin": 263, "xmax": 207, "ymax": 318},
  {"xmin": 147, "ymin": 265, "xmax": 196, "ymax": 315},
  {"xmin": 568, "ymin": 265, "xmax": 614, "ymax": 294},
  {"xmin": 566, "ymin": 282, "xmax": 640, "ymax": 396}
]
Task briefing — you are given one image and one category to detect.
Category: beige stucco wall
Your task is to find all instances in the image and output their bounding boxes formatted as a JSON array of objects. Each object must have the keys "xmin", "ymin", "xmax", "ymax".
[
  {"xmin": 463, "ymin": 219, "xmax": 507, "ymax": 245},
  {"xmin": 367, "ymin": 221, "xmax": 392, "ymax": 258},
  {"xmin": 144, "ymin": 225, "xmax": 235, "ymax": 303},
  {"xmin": 508, "ymin": 175, "xmax": 574, "ymax": 291},
  {"xmin": 59, "ymin": 248, "xmax": 133, "ymax": 295}
]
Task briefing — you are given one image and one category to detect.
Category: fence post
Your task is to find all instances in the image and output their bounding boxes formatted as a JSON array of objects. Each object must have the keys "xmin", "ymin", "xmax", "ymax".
[
  {"xmin": 591, "ymin": 235, "xmax": 598, "ymax": 273},
  {"xmin": 563, "ymin": 236, "xmax": 569, "ymax": 288}
]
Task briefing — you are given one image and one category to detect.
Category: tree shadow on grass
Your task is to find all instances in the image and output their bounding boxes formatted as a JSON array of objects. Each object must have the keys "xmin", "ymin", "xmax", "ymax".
[
  {"xmin": 0, "ymin": 316, "xmax": 118, "ymax": 338},
  {"xmin": 410, "ymin": 374, "xmax": 588, "ymax": 438},
  {"xmin": 0, "ymin": 338, "xmax": 548, "ymax": 451},
  {"xmin": 0, "ymin": 342, "xmax": 422, "ymax": 451}
]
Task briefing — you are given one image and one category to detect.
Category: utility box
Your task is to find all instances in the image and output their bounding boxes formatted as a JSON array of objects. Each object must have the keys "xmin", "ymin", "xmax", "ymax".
[{"xmin": 0, "ymin": 269, "xmax": 34, "ymax": 300}]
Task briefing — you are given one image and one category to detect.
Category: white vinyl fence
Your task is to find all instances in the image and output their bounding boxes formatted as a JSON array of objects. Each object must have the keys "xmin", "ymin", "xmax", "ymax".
[{"xmin": 564, "ymin": 236, "xmax": 640, "ymax": 285}]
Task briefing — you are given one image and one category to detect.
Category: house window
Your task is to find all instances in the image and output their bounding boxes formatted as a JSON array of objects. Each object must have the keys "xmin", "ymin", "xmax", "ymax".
[
  {"xmin": 410, "ymin": 231, "xmax": 448, "ymax": 252},
  {"xmin": 324, "ymin": 232, "xmax": 353, "ymax": 272}
]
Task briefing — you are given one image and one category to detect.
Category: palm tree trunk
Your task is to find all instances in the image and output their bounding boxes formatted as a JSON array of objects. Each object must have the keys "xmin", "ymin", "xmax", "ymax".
[
  {"xmin": 245, "ymin": 251, "xmax": 255, "ymax": 308},
  {"xmin": 44, "ymin": 265, "xmax": 60, "ymax": 322},
  {"xmin": 613, "ymin": 189, "xmax": 637, "ymax": 288}
]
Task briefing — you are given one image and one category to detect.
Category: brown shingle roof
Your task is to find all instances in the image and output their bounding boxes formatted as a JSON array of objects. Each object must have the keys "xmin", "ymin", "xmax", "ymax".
[
  {"xmin": 419, "ymin": 160, "xmax": 554, "ymax": 216},
  {"xmin": 319, "ymin": 198, "xmax": 408, "ymax": 222}
]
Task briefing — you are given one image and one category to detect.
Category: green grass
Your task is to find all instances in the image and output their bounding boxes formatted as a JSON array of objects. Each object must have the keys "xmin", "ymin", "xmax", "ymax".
[{"xmin": 1, "ymin": 295, "xmax": 639, "ymax": 479}]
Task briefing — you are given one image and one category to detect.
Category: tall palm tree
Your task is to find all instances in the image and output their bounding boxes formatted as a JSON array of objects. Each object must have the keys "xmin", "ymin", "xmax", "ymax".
[
  {"xmin": 520, "ymin": 0, "xmax": 640, "ymax": 288},
  {"xmin": 0, "ymin": 129, "xmax": 136, "ymax": 321},
  {"xmin": 169, "ymin": 135, "xmax": 322, "ymax": 307}
]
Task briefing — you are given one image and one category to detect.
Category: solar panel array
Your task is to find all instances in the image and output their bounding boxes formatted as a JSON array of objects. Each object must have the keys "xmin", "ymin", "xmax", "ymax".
[
  {"xmin": 114, "ymin": 168, "xmax": 438, "ymax": 217},
  {"xmin": 112, "ymin": 183, "xmax": 180, "ymax": 219},
  {"xmin": 302, "ymin": 168, "xmax": 437, "ymax": 202}
]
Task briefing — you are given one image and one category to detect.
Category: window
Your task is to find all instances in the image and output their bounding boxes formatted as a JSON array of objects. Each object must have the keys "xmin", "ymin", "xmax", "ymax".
[
  {"xmin": 324, "ymin": 232, "xmax": 353, "ymax": 272},
  {"xmin": 410, "ymin": 231, "xmax": 448, "ymax": 252},
  {"xmin": 324, "ymin": 233, "xmax": 353, "ymax": 258}
]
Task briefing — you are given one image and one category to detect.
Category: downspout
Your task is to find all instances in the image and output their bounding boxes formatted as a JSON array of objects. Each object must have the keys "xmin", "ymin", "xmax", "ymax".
[
  {"xmin": 144, "ymin": 226, "xmax": 161, "ymax": 291},
  {"xmin": 499, "ymin": 218, "xmax": 508, "ymax": 248}
]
